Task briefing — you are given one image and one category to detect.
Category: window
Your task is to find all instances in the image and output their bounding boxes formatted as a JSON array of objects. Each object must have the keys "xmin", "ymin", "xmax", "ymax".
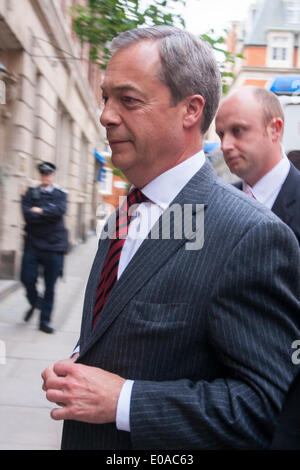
[
  {"xmin": 267, "ymin": 32, "xmax": 293, "ymax": 67},
  {"xmin": 31, "ymin": 71, "xmax": 41, "ymax": 174},
  {"xmin": 79, "ymin": 134, "xmax": 88, "ymax": 191},
  {"xmin": 272, "ymin": 47, "xmax": 287, "ymax": 60},
  {"xmin": 55, "ymin": 102, "xmax": 72, "ymax": 188}
]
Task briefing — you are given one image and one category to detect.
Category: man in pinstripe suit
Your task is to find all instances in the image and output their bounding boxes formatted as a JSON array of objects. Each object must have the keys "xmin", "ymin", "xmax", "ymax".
[{"xmin": 42, "ymin": 26, "xmax": 300, "ymax": 450}]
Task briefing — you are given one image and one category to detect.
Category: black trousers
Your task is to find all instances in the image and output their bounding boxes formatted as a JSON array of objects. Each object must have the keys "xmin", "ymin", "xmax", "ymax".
[{"xmin": 21, "ymin": 249, "xmax": 63, "ymax": 325}]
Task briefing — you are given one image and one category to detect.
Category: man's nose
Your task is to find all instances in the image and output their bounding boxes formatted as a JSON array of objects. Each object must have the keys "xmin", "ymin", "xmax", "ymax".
[
  {"xmin": 100, "ymin": 100, "xmax": 121, "ymax": 128},
  {"xmin": 221, "ymin": 134, "xmax": 234, "ymax": 153}
]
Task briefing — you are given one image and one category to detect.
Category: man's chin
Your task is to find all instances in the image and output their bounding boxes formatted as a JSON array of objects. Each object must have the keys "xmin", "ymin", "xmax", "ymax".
[
  {"xmin": 110, "ymin": 154, "xmax": 131, "ymax": 175},
  {"xmin": 226, "ymin": 158, "xmax": 243, "ymax": 176}
]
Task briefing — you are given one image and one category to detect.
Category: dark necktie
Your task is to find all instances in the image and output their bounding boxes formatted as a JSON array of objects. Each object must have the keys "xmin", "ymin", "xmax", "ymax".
[{"xmin": 93, "ymin": 188, "xmax": 148, "ymax": 327}]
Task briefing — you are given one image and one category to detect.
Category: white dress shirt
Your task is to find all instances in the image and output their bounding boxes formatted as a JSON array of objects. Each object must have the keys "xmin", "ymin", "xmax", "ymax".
[
  {"xmin": 73, "ymin": 151, "xmax": 206, "ymax": 432},
  {"xmin": 40, "ymin": 185, "xmax": 55, "ymax": 193},
  {"xmin": 242, "ymin": 154, "xmax": 290, "ymax": 209}
]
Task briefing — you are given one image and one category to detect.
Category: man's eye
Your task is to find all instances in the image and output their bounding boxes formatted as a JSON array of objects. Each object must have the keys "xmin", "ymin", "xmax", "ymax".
[
  {"xmin": 102, "ymin": 96, "xmax": 108, "ymax": 104},
  {"xmin": 121, "ymin": 96, "xmax": 139, "ymax": 104},
  {"xmin": 232, "ymin": 127, "xmax": 242, "ymax": 136}
]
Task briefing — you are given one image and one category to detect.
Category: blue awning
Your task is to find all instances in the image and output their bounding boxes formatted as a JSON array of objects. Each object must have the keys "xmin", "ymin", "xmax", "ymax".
[
  {"xmin": 94, "ymin": 150, "xmax": 107, "ymax": 181},
  {"xmin": 269, "ymin": 76, "xmax": 300, "ymax": 94},
  {"xmin": 204, "ymin": 141, "xmax": 220, "ymax": 154}
]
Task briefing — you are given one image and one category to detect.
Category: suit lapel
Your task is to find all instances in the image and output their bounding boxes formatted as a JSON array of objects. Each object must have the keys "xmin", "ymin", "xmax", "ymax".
[
  {"xmin": 79, "ymin": 161, "xmax": 217, "ymax": 357},
  {"xmin": 234, "ymin": 164, "xmax": 299, "ymax": 226},
  {"xmin": 78, "ymin": 235, "xmax": 110, "ymax": 347},
  {"xmin": 272, "ymin": 164, "xmax": 298, "ymax": 224}
]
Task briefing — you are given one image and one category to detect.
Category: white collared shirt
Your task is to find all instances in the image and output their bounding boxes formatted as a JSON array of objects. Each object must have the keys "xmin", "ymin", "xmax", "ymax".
[
  {"xmin": 242, "ymin": 154, "xmax": 290, "ymax": 209},
  {"xmin": 118, "ymin": 151, "xmax": 206, "ymax": 279},
  {"xmin": 40, "ymin": 185, "xmax": 55, "ymax": 193}
]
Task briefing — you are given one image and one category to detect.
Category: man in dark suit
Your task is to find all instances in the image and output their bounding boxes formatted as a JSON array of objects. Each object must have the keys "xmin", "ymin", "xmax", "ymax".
[
  {"xmin": 42, "ymin": 27, "xmax": 300, "ymax": 449},
  {"xmin": 21, "ymin": 162, "xmax": 68, "ymax": 333},
  {"xmin": 215, "ymin": 86, "xmax": 300, "ymax": 245}
]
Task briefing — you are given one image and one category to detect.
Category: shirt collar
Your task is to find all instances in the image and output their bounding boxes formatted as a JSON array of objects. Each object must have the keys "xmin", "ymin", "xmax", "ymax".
[
  {"xmin": 40, "ymin": 185, "xmax": 55, "ymax": 193},
  {"xmin": 138, "ymin": 151, "xmax": 206, "ymax": 210},
  {"xmin": 243, "ymin": 154, "xmax": 290, "ymax": 205}
]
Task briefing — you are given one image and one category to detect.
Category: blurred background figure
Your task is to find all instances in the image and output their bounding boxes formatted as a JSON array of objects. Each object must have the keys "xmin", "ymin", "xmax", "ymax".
[
  {"xmin": 21, "ymin": 162, "xmax": 68, "ymax": 333},
  {"xmin": 215, "ymin": 86, "xmax": 300, "ymax": 245}
]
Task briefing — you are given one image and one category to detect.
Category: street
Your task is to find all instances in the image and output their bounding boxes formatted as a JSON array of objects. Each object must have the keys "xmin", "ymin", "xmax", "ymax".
[{"xmin": 0, "ymin": 235, "xmax": 98, "ymax": 450}]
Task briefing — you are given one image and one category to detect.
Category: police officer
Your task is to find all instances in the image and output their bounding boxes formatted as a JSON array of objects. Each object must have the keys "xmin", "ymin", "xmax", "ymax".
[{"xmin": 21, "ymin": 162, "xmax": 68, "ymax": 333}]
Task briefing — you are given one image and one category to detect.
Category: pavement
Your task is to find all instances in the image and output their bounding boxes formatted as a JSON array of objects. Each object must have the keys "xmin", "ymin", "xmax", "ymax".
[{"xmin": 0, "ymin": 235, "xmax": 99, "ymax": 450}]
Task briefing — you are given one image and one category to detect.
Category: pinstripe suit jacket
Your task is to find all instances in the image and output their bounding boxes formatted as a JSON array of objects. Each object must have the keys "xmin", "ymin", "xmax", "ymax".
[
  {"xmin": 234, "ymin": 163, "xmax": 300, "ymax": 245},
  {"xmin": 61, "ymin": 161, "xmax": 300, "ymax": 450},
  {"xmin": 272, "ymin": 164, "xmax": 300, "ymax": 246}
]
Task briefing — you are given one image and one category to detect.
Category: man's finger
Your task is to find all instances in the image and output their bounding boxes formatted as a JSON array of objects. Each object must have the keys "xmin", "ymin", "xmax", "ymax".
[
  {"xmin": 43, "ymin": 374, "xmax": 66, "ymax": 392},
  {"xmin": 51, "ymin": 406, "xmax": 73, "ymax": 421},
  {"xmin": 41, "ymin": 367, "xmax": 53, "ymax": 383},
  {"xmin": 46, "ymin": 388, "xmax": 66, "ymax": 405},
  {"xmin": 41, "ymin": 366, "xmax": 56, "ymax": 391},
  {"xmin": 53, "ymin": 360, "xmax": 75, "ymax": 377},
  {"xmin": 50, "ymin": 407, "xmax": 65, "ymax": 421}
]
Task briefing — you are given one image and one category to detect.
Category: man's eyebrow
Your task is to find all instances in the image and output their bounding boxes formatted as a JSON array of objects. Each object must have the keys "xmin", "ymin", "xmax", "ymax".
[{"xmin": 101, "ymin": 84, "xmax": 144, "ymax": 96}]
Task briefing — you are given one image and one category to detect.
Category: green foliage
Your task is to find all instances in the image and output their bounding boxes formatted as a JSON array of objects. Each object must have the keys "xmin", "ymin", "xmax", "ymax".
[
  {"xmin": 202, "ymin": 28, "xmax": 243, "ymax": 94},
  {"xmin": 71, "ymin": 0, "xmax": 186, "ymax": 67}
]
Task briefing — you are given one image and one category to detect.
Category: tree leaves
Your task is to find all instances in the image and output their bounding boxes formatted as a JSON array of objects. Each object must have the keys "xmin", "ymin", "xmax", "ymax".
[{"xmin": 71, "ymin": 0, "xmax": 185, "ymax": 66}]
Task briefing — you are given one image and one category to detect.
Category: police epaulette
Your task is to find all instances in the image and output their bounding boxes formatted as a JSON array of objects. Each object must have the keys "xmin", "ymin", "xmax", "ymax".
[{"xmin": 53, "ymin": 184, "xmax": 68, "ymax": 194}]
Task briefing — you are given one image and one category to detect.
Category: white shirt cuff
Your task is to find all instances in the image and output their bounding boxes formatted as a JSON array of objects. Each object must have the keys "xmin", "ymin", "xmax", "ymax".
[
  {"xmin": 71, "ymin": 345, "xmax": 80, "ymax": 357},
  {"xmin": 116, "ymin": 379, "xmax": 134, "ymax": 432}
]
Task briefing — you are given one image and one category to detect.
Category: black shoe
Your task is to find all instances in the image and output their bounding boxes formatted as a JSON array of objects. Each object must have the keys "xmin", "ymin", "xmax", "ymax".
[
  {"xmin": 24, "ymin": 307, "xmax": 35, "ymax": 322},
  {"xmin": 39, "ymin": 323, "xmax": 55, "ymax": 334}
]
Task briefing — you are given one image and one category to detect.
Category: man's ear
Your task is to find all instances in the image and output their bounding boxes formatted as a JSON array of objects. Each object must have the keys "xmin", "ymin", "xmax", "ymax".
[
  {"xmin": 269, "ymin": 117, "xmax": 283, "ymax": 143},
  {"xmin": 182, "ymin": 95, "xmax": 205, "ymax": 129}
]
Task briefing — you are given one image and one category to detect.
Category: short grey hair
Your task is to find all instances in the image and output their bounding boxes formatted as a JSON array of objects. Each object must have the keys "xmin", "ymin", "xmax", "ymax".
[
  {"xmin": 110, "ymin": 26, "xmax": 222, "ymax": 135},
  {"xmin": 253, "ymin": 87, "xmax": 285, "ymax": 130}
]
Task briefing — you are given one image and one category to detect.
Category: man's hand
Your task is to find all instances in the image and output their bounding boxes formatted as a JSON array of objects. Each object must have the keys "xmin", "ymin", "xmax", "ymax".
[
  {"xmin": 41, "ymin": 359, "xmax": 125, "ymax": 424},
  {"xmin": 42, "ymin": 354, "xmax": 79, "ymax": 395},
  {"xmin": 30, "ymin": 206, "xmax": 43, "ymax": 214}
]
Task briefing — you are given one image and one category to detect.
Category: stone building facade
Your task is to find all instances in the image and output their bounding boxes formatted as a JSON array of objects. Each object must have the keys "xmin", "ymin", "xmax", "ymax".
[{"xmin": 0, "ymin": 0, "xmax": 113, "ymax": 279}]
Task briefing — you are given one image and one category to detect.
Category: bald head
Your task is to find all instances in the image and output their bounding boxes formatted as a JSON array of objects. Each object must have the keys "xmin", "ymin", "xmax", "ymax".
[
  {"xmin": 223, "ymin": 86, "xmax": 284, "ymax": 130},
  {"xmin": 215, "ymin": 86, "xmax": 284, "ymax": 186}
]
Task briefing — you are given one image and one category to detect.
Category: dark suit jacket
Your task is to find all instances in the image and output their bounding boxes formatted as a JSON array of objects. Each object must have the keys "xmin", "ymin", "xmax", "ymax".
[
  {"xmin": 235, "ymin": 163, "xmax": 300, "ymax": 245},
  {"xmin": 61, "ymin": 161, "xmax": 300, "ymax": 450},
  {"xmin": 271, "ymin": 371, "xmax": 300, "ymax": 450}
]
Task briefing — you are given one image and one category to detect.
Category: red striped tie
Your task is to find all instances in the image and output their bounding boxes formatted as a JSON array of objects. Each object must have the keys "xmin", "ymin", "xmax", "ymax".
[{"xmin": 92, "ymin": 188, "xmax": 148, "ymax": 327}]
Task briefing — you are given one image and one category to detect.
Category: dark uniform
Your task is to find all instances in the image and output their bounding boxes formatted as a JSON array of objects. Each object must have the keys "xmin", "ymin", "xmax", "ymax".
[{"xmin": 21, "ymin": 162, "xmax": 68, "ymax": 333}]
